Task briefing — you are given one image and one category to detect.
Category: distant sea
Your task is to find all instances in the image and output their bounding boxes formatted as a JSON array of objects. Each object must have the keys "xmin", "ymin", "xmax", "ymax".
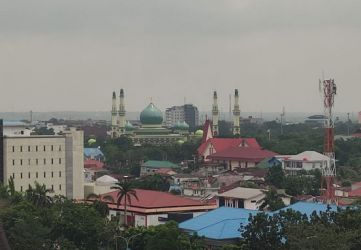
[{"xmin": 0, "ymin": 111, "xmax": 355, "ymax": 123}]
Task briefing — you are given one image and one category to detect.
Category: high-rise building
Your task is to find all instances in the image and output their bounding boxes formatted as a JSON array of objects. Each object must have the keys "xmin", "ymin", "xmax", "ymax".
[
  {"xmin": 1, "ymin": 128, "xmax": 84, "ymax": 199},
  {"xmin": 165, "ymin": 106, "xmax": 185, "ymax": 128},
  {"xmin": 358, "ymin": 111, "xmax": 361, "ymax": 124},
  {"xmin": 165, "ymin": 105, "xmax": 199, "ymax": 132},
  {"xmin": 184, "ymin": 104, "xmax": 199, "ymax": 132}
]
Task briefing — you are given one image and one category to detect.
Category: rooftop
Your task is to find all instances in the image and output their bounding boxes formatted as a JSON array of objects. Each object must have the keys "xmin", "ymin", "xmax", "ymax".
[
  {"xmin": 179, "ymin": 201, "xmax": 341, "ymax": 240},
  {"xmin": 100, "ymin": 189, "xmax": 209, "ymax": 209},
  {"xmin": 218, "ymin": 187, "xmax": 264, "ymax": 200},
  {"xmin": 142, "ymin": 160, "xmax": 180, "ymax": 169}
]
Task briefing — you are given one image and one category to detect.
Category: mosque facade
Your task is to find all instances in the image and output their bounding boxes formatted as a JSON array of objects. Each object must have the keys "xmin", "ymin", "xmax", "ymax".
[{"xmin": 110, "ymin": 90, "xmax": 190, "ymax": 145}]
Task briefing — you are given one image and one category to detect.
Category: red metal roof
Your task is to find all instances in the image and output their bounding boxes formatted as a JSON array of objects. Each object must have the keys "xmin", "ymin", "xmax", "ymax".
[
  {"xmin": 207, "ymin": 146, "xmax": 276, "ymax": 162},
  {"xmin": 100, "ymin": 189, "xmax": 207, "ymax": 208},
  {"xmin": 198, "ymin": 138, "xmax": 261, "ymax": 155},
  {"xmin": 84, "ymin": 159, "xmax": 105, "ymax": 170},
  {"xmin": 348, "ymin": 187, "xmax": 361, "ymax": 197}
]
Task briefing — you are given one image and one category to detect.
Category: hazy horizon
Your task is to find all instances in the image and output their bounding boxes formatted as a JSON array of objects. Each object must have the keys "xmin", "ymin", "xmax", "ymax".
[{"xmin": 1, "ymin": 0, "xmax": 361, "ymax": 113}]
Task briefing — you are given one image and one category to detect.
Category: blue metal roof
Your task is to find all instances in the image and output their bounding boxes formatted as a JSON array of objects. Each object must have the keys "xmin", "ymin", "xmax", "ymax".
[
  {"xmin": 84, "ymin": 148, "xmax": 104, "ymax": 157},
  {"xmin": 179, "ymin": 202, "xmax": 342, "ymax": 240},
  {"xmin": 179, "ymin": 207, "xmax": 259, "ymax": 240}
]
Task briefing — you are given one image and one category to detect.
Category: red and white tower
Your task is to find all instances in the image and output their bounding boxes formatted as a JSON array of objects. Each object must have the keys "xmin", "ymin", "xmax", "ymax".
[{"xmin": 320, "ymin": 79, "xmax": 337, "ymax": 204}]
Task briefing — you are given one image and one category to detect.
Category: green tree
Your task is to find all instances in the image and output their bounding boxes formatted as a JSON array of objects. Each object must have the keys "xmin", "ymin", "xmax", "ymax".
[
  {"xmin": 265, "ymin": 164, "xmax": 285, "ymax": 188},
  {"xmin": 111, "ymin": 180, "xmax": 139, "ymax": 227},
  {"xmin": 25, "ymin": 182, "xmax": 53, "ymax": 207},
  {"xmin": 259, "ymin": 188, "xmax": 285, "ymax": 211}
]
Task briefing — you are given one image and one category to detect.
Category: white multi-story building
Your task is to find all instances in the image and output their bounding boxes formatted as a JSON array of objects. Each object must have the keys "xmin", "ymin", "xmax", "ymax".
[
  {"xmin": 1, "ymin": 127, "xmax": 84, "ymax": 199},
  {"xmin": 165, "ymin": 106, "xmax": 185, "ymax": 127}
]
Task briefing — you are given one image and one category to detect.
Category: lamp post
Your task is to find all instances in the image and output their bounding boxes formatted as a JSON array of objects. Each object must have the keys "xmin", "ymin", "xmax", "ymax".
[{"xmin": 114, "ymin": 233, "xmax": 143, "ymax": 250}]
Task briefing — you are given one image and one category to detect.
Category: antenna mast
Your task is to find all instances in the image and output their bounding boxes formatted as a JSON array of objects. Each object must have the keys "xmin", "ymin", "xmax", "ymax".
[{"xmin": 320, "ymin": 78, "xmax": 337, "ymax": 204}]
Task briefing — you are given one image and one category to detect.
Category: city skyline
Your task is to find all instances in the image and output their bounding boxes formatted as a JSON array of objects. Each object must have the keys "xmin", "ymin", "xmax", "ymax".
[{"xmin": 1, "ymin": 0, "xmax": 361, "ymax": 113}]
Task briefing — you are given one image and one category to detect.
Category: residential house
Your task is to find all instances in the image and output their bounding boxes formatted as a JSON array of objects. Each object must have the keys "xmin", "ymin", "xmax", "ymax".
[
  {"xmin": 217, "ymin": 187, "xmax": 266, "ymax": 210},
  {"xmin": 277, "ymin": 151, "xmax": 329, "ymax": 175}
]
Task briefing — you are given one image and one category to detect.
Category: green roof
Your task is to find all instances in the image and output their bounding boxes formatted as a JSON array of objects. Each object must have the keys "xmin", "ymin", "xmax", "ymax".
[
  {"xmin": 142, "ymin": 160, "xmax": 180, "ymax": 169},
  {"xmin": 140, "ymin": 103, "xmax": 163, "ymax": 125}
]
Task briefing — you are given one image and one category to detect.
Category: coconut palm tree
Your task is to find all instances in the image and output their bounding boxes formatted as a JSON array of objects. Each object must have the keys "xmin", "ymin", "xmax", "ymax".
[
  {"xmin": 111, "ymin": 180, "xmax": 138, "ymax": 227},
  {"xmin": 26, "ymin": 182, "xmax": 54, "ymax": 207}
]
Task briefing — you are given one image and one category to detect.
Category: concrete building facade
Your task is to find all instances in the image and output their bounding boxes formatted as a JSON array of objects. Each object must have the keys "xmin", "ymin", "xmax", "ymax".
[
  {"xmin": 1, "ymin": 126, "xmax": 84, "ymax": 199},
  {"xmin": 165, "ymin": 104, "xmax": 199, "ymax": 132}
]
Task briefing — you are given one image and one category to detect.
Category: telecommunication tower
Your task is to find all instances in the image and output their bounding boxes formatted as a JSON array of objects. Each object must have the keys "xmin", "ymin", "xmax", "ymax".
[{"xmin": 320, "ymin": 78, "xmax": 337, "ymax": 204}]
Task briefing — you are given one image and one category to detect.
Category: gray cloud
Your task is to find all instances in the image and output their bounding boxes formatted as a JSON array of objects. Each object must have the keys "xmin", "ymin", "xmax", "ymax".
[{"xmin": 0, "ymin": 0, "xmax": 360, "ymax": 114}]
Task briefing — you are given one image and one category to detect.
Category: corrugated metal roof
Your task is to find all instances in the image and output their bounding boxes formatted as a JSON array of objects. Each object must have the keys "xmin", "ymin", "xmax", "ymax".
[
  {"xmin": 179, "ymin": 202, "xmax": 341, "ymax": 240},
  {"xmin": 142, "ymin": 160, "xmax": 180, "ymax": 169}
]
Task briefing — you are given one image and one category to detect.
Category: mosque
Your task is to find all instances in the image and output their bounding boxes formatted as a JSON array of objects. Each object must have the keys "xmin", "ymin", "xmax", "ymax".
[{"xmin": 110, "ymin": 89, "xmax": 191, "ymax": 145}]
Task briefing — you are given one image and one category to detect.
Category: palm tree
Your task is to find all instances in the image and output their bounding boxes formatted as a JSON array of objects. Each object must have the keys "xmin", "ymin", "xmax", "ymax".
[
  {"xmin": 111, "ymin": 180, "xmax": 138, "ymax": 227},
  {"xmin": 26, "ymin": 182, "xmax": 54, "ymax": 207}
]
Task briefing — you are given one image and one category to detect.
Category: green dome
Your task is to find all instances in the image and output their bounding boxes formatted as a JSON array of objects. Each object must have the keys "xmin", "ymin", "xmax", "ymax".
[
  {"xmin": 176, "ymin": 139, "xmax": 185, "ymax": 145},
  {"xmin": 125, "ymin": 121, "xmax": 134, "ymax": 131},
  {"xmin": 195, "ymin": 130, "xmax": 204, "ymax": 137},
  {"xmin": 140, "ymin": 103, "xmax": 163, "ymax": 125},
  {"xmin": 173, "ymin": 121, "xmax": 181, "ymax": 130},
  {"xmin": 179, "ymin": 121, "xmax": 189, "ymax": 130}
]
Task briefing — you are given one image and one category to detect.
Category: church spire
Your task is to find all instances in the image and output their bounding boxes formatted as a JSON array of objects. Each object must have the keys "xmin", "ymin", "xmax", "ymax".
[
  {"xmin": 118, "ymin": 89, "xmax": 126, "ymax": 135},
  {"xmin": 212, "ymin": 91, "xmax": 219, "ymax": 136},
  {"xmin": 233, "ymin": 89, "xmax": 241, "ymax": 136}
]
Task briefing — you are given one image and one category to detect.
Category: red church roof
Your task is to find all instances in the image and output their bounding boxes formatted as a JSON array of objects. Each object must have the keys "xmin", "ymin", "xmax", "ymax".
[
  {"xmin": 100, "ymin": 189, "xmax": 209, "ymax": 209},
  {"xmin": 207, "ymin": 146, "xmax": 277, "ymax": 162},
  {"xmin": 198, "ymin": 138, "xmax": 261, "ymax": 155}
]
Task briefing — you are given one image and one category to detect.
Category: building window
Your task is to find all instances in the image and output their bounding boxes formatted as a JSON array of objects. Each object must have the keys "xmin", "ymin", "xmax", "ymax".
[
  {"xmin": 59, "ymin": 146, "xmax": 61, "ymax": 151},
  {"xmin": 36, "ymin": 159, "xmax": 38, "ymax": 165},
  {"xmin": 20, "ymin": 159, "xmax": 23, "ymax": 166},
  {"xmin": 28, "ymin": 172, "xmax": 30, "ymax": 178},
  {"xmin": 44, "ymin": 172, "xmax": 46, "ymax": 178},
  {"xmin": 12, "ymin": 160, "xmax": 15, "ymax": 166},
  {"xmin": 43, "ymin": 145, "xmax": 46, "ymax": 151},
  {"xmin": 20, "ymin": 173, "xmax": 23, "ymax": 179},
  {"xmin": 20, "ymin": 186, "xmax": 23, "ymax": 192},
  {"xmin": 36, "ymin": 172, "xmax": 38, "ymax": 178},
  {"xmin": 51, "ymin": 145, "xmax": 54, "ymax": 151},
  {"xmin": 20, "ymin": 146, "xmax": 23, "ymax": 152},
  {"xmin": 36, "ymin": 146, "xmax": 38, "ymax": 152},
  {"xmin": 28, "ymin": 159, "xmax": 31, "ymax": 165},
  {"xmin": 59, "ymin": 184, "xmax": 61, "ymax": 190},
  {"xmin": 59, "ymin": 171, "xmax": 62, "ymax": 177},
  {"xmin": 12, "ymin": 146, "xmax": 15, "ymax": 152},
  {"xmin": 28, "ymin": 146, "xmax": 31, "ymax": 152},
  {"xmin": 51, "ymin": 185, "xmax": 54, "ymax": 191},
  {"xmin": 12, "ymin": 173, "xmax": 15, "ymax": 179},
  {"xmin": 44, "ymin": 159, "xmax": 46, "ymax": 165},
  {"xmin": 51, "ymin": 172, "xmax": 54, "ymax": 178},
  {"xmin": 59, "ymin": 158, "xmax": 62, "ymax": 164},
  {"xmin": 51, "ymin": 158, "xmax": 54, "ymax": 165}
]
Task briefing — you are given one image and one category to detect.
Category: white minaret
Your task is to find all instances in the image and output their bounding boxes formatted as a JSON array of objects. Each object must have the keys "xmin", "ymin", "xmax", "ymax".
[
  {"xmin": 111, "ymin": 91, "xmax": 118, "ymax": 138},
  {"xmin": 118, "ymin": 89, "xmax": 126, "ymax": 135},
  {"xmin": 212, "ymin": 91, "xmax": 219, "ymax": 136},
  {"xmin": 233, "ymin": 89, "xmax": 241, "ymax": 135}
]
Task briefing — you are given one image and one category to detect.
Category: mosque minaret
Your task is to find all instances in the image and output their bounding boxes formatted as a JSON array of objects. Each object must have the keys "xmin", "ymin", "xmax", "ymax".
[
  {"xmin": 118, "ymin": 89, "xmax": 126, "ymax": 135},
  {"xmin": 111, "ymin": 91, "xmax": 118, "ymax": 138},
  {"xmin": 233, "ymin": 89, "xmax": 241, "ymax": 135},
  {"xmin": 212, "ymin": 91, "xmax": 219, "ymax": 136}
]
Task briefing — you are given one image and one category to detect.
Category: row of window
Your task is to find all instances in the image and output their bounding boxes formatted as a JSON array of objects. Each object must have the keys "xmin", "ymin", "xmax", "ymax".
[
  {"xmin": 11, "ymin": 171, "xmax": 62, "ymax": 179},
  {"xmin": 20, "ymin": 184, "xmax": 62, "ymax": 192},
  {"xmin": 12, "ymin": 145, "xmax": 62, "ymax": 153},
  {"xmin": 12, "ymin": 158, "xmax": 62, "ymax": 166}
]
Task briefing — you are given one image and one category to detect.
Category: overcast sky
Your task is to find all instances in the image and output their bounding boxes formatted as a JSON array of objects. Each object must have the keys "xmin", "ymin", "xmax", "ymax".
[{"xmin": 0, "ymin": 0, "xmax": 360, "ymax": 113}]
